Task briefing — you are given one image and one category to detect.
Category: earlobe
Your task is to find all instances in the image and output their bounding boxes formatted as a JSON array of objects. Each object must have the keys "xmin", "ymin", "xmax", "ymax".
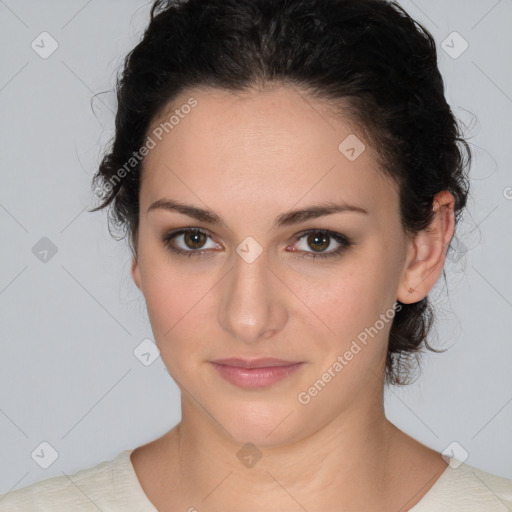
[
  {"xmin": 397, "ymin": 191, "xmax": 455, "ymax": 304},
  {"xmin": 131, "ymin": 257, "xmax": 142, "ymax": 291}
]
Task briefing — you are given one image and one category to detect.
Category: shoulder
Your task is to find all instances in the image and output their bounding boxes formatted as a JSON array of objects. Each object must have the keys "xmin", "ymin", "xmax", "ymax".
[
  {"xmin": 0, "ymin": 450, "xmax": 134, "ymax": 512},
  {"xmin": 411, "ymin": 459, "xmax": 512, "ymax": 511}
]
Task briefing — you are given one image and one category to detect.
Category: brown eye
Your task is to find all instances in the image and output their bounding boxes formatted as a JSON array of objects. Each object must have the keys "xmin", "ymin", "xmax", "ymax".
[
  {"xmin": 183, "ymin": 230, "xmax": 208, "ymax": 250},
  {"xmin": 163, "ymin": 228, "xmax": 219, "ymax": 257},
  {"xmin": 292, "ymin": 230, "xmax": 352, "ymax": 260},
  {"xmin": 306, "ymin": 232, "xmax": 330, "ymax": 252}
]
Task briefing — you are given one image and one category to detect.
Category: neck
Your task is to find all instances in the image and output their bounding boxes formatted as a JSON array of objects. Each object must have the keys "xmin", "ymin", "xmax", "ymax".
[{"xmin": 165, "ymin": 389, "xmax": 405, "ymax": 510}]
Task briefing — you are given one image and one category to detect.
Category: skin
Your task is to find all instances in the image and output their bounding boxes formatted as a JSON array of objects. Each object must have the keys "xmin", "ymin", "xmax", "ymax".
[{"xmin": 130, "ymin": 84, "xmax": 455, "ymax": 511}]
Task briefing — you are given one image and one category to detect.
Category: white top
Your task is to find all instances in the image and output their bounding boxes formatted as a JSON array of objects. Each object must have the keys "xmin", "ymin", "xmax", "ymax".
[{"xmin": 0, "ymin": 449, "xmax": 511, "ymax": 511}]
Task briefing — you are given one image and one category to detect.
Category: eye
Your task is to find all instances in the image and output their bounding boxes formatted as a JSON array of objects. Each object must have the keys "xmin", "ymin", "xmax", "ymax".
[
  {"xmin": 162, "ymin": 227, "xmax": 352, "ymax": 261},
  {"xmin": 163, "ymin": 228, "xmax": 220, "ymax": 257},
  {"xmin": 290, "ymin": 229, "xmax": 352, "ymax": 260}
]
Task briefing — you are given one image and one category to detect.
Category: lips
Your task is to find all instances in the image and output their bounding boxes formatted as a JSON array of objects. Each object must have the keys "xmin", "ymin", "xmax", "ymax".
[
  {"xmin": 210, "ymin": 358, "xmax": 305, "ymax": 388},
  {"xmin": 211, "ymin": 357, "xmax": 301, "ymax": 368}
]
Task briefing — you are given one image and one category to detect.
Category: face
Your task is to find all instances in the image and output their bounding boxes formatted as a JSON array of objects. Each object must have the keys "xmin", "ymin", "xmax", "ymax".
[{"xmin": 131, "ymin": 85, "xmax": 412, "ymax": 448}]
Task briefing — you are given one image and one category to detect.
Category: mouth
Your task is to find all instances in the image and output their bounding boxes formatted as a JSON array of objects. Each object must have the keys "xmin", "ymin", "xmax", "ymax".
[
  {"xmin": 210, "ymin": 358, "xmax": 304, "ymax": 389},
  {"xmin": 211, "ymin": 357, "xmax": 302, "ymax": 368}
]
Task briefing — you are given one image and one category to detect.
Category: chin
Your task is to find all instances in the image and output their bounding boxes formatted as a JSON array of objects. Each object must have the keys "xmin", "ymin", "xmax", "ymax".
[{"xmin": 213, "ymin": 399, "xmax": 308, "ymax": 449}]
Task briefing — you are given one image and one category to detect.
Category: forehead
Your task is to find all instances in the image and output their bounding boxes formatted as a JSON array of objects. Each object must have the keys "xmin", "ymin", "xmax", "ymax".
[{"xmin": 140, "ymin": 85, "xmax": 398, "ymax": 223}]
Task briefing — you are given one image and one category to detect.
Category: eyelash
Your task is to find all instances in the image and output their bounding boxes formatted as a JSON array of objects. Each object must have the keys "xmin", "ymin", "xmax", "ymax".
[{"xmin": 162, "ymin": 227, "xmax": 353, "ymax": 261}]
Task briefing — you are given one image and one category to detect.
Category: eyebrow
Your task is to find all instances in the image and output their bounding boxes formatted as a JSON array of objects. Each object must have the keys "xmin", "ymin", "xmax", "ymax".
[{"xmin": 147, "ymin": 198, "xmax": 368, "ymax": 229}]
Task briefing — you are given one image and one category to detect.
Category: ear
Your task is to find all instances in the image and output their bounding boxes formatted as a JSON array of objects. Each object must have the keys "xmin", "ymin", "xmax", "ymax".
[
  {"xmin": 131, "ymin": 256, "xmax": 142, "ymax": 291},
  {"xmin": 397, "ymin": 190, "xmax": 455, "ymax": 304}
]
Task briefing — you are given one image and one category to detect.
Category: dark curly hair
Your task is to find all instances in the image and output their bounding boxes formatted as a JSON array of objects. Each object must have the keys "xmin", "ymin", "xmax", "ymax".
[{"xmin": 89, "ymin": 0, "xmax": 471, "ymax": 386}]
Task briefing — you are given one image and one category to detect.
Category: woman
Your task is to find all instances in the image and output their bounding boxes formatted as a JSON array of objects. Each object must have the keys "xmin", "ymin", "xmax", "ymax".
[{"xmin": 1, "ymin": 0, "xmax": 511, "ymax": 510}]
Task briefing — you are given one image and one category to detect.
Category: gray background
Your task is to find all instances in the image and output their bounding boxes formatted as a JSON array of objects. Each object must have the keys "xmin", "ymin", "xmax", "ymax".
[{"xmin": 0, "ymin": 0, "xmax": 511, "ymax": 494}]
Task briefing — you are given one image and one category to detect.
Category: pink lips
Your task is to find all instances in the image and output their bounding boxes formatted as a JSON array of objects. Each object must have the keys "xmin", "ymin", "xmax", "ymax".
[{"xmin": 210, "ymin": 358, "xmax": 304, "ymax": 389}]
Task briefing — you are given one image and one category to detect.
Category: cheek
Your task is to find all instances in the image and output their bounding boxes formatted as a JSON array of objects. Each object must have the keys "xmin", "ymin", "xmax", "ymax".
[
  {"xmin": 137, "ymin": 253, "xmax": 223, "ymax": 380},
  {"xmin": 294, "ymin": 260, "xmax": 393, "ymax": 339},
  {"xmin": 136, "ymin": 241, "xmax": 201, "ymax": 334},
  {"xmin": 291, "ymin": 250, "xmax": 401, "ymax": 383},
  {"xmin": 142, "ymin": 269, "xmax": 210, "ymax": 340},
  {"xmin": 293, "ymin": 268, "xmax": 394, "ymax": 407},
  {"xmin": 141, "ymin": 282, "xmax": 200, "ymax": 380}
]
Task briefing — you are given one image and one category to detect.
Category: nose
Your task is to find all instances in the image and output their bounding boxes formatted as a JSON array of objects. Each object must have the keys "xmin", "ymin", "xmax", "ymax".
[{"xmin": 216, "ymin": 248, "xmax": 288, "ymax": 345}]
